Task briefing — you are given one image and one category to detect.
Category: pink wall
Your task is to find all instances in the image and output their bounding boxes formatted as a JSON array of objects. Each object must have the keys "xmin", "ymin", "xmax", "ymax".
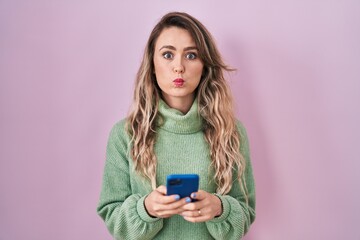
[{"xmin": 1, "ymin": 0, "xmax": 359, "ymax": 239}]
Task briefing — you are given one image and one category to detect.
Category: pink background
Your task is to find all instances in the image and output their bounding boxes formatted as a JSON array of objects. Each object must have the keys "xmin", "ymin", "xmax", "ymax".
[{"xmin": 1, "ymin": 0, "xmax": 359, "ymax": 239}]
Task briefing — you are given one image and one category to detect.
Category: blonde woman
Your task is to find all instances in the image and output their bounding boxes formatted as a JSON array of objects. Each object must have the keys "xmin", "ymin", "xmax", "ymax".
[{"xmin": 97, "ymin": 12, "xmax": 256, "ymax": 239}]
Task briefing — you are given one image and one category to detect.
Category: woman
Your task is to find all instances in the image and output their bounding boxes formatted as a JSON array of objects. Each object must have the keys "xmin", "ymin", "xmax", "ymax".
[{"xmin": 97, "ymin": 12, "xmax": 256, "ymax": 239}]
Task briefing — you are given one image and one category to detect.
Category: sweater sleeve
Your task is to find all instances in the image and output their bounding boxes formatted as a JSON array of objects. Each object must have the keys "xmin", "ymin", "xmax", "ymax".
[
  {"xmin": 97, "ymin": 121, "xmax": 163, "ymax": 240},
  {"xmin": 205, "ymin": 121, "xmax": 256, "ymax": 240}
]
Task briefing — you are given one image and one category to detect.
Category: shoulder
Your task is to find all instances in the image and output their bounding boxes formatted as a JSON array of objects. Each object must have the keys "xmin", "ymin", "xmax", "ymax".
[
  {"xmin": 111, "ymin": 118, "xmax": 127, "ymax": 131},
  {"xmin": 105, "ymin": 118, "xmax": 132, "ymax": 165},
  {"xmin": 235, "ymin": 119, "xmax": 249, "ymax": 140},
  {"xmin": 108, "ymin": 118, "xmax": 131, "ymax": 144}
]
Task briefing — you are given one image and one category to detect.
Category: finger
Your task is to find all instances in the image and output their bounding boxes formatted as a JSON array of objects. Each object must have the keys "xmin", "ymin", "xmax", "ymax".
[
  {"xmin": 156, "ymin": 185, "xmax": 167, "ymax": 195},
  {"xmin": 168, "ymin": 197, "xmax": 190, "ymax": 208},
  {"xmin": 156, "ymin": 194, "xmax": 181, "ymax": 204},
  {"xmin": 157, "ymin": 196, "xmax": 190, "ymax": 212},
  {"xmin": 156, "ymin": 207, "xmax": 185, "ymax": 218},
  {"xmin": 154, "ymin": 186, "xmax": 182, "ymax": 204},
  {"xmin": 181, "ymin": 201, "xmax": 202, "ymax": 211},
  {"xmin": 190, "ymin": 190, "xmax": 207, "ymax": 201},
  {"xmin": 152, "ymin": 199, "xmax": 189, "ymax": 218},
  {"xmin": 180, "ymin": 210, "xmax": 202, "ymax": 217}
]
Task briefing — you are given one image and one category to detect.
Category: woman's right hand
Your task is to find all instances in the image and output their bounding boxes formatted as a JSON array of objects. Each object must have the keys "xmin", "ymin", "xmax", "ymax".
[{"xmin": 144, "ymin": 185, "xmax": 189, "ymax": 218}]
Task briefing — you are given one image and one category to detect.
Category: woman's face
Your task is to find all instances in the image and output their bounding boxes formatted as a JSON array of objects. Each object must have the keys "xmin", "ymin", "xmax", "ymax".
[{"xmin": 153, "ymin": 27, "xmax": 204, "ymax": 107}]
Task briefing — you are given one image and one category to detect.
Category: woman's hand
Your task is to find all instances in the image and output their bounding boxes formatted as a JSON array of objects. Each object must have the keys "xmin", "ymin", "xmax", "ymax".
[
  {"xmin": 180, "ymin": 190, "xmax": 223, "ymax": 222},
  {"xmin": 144, "ymin": 185, "xmax": 189, "ymax": 218}
]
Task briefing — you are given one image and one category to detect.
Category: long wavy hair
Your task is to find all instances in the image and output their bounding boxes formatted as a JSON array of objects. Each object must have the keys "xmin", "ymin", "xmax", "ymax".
[{"xmin": 126, "ymin": 12, "xmax": 247, "ymax": 196}]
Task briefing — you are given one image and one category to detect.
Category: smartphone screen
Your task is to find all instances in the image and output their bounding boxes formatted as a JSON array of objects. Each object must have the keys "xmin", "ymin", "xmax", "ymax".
[{"xmin": 166, "ymin": 174, "xmax": 199, "ymax": 199}]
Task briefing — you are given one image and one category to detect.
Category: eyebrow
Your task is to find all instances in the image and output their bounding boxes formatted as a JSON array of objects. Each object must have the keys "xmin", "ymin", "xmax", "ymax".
[{"xmin": 159, "ymin": 45, "xmax": 198, "ymax": 51}]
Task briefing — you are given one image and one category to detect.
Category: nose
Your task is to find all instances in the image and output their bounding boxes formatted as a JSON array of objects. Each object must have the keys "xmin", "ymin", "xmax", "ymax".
[
  {"xmin": 173, "ymin": 57, "xmax": 184, "ymax": 74},
  {"xmin": 174, "ymin": 66, "xmax": 184, "ymax": 74}
]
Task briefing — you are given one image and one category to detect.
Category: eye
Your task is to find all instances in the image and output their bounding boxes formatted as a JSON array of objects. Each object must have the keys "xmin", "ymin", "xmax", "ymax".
[
  {"xmin": 162, "ymin": 52, "xmax": 173, "ymax": 59},
  {"xmin": 185, "ymin": 52, "xmax": 197, "ymax": 60}
]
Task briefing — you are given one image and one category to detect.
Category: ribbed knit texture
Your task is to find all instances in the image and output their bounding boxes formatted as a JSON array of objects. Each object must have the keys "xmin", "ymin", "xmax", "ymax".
[{"xmin": 97, "ymin": 99, "xmax": 256, "ymax": 240}]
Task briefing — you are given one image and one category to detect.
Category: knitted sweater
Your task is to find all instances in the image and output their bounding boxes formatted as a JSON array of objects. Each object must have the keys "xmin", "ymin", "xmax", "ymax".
[{"xmin": 97, "ymin": 99, "xmax": 256, "ymax": 240}]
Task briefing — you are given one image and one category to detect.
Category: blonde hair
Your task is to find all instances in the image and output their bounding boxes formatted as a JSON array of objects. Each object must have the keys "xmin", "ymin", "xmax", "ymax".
[{"xmin": 126, "ymin": 12, "xmax": 247, "ymax": 195}]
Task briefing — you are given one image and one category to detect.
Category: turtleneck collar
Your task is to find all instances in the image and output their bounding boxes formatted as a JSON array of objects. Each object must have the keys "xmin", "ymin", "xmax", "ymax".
[{"xmin": 157, "ymin": 98, "xmax": 203, "ymax": 134}]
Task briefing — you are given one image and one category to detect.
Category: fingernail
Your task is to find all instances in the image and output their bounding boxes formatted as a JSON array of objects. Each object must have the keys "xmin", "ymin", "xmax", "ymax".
[
  {"xmin": 185, "ymin": 197, "xmax": 191, "ymax": 203},
  {"xmin": 174, "ymin": 195, "xmax": 180, "ymax": 200},
  {"xmin": 191, "ymin": 193, "xmax": 196, "ymax": 198}
]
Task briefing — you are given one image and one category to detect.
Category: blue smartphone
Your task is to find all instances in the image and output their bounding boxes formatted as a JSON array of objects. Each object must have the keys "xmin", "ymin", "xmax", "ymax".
[{"xmin": 166, "ymin": 174, "xmax": 199, "ymax": 199}]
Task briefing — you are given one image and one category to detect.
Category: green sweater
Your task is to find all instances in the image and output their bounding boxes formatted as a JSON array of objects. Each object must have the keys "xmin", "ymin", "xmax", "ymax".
[{"xmin": 97, "ymin": 99, "xmax": 256, "ymax": 239}]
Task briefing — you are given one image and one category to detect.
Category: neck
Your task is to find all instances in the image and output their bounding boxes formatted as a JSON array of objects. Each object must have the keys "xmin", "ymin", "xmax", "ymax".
[
  {"xmin": 161, "ymin": 95, "xmax": 195, "ymax": 114},
  {"xmin": 157, "ymin": 97, "xmax": 203, "ymax": 134}
]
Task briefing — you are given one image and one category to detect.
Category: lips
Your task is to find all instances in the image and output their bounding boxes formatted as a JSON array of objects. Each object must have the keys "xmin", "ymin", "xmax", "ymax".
[{"xmin": 173, "ymin": 78, "xmax": 184, "ymax": 87}]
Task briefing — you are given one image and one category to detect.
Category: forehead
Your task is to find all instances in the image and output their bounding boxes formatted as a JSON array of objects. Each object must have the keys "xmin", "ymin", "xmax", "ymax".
[{"xmin": 155, "ymin": 27, "xmax": 196, "ymax": 49}]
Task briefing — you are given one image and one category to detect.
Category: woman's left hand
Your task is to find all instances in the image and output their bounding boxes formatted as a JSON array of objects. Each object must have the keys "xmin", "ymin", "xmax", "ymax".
[{"xmin": 180, "ymin": 190, "xmax": 223, "ymax": 222}]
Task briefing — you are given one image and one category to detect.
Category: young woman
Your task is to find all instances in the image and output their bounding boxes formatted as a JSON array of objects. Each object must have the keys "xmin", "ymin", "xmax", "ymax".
[{"xmin": 97, "ymin": 12, "xmax": 256, "ymax": 239}]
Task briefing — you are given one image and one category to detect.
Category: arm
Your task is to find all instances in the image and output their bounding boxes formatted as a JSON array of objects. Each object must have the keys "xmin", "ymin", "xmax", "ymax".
[
  {"xmin": 97, "ymin": 121, "xmax": 163, "ymax": 240},
  {"xmin": 204, "ymin": 122, "xmax": 256, "ymax": 239}
]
